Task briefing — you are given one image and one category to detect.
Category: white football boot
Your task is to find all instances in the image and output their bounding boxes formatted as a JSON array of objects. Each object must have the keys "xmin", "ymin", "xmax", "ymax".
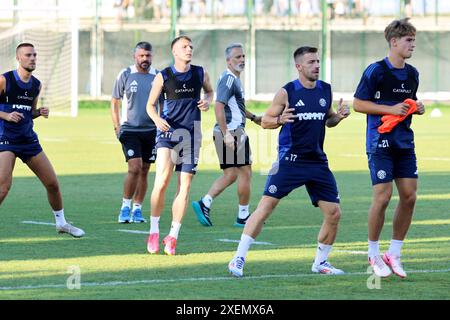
[
  {"xmin": 311, "ymin": 260, "xmax": 345, "ymax": 275},
  {"xmin": 383, "ymin": 252, "xmax": 407, "ymax": 278},
  {"xmin": 228, "ymin": 256, "xmax": 245, "ymax": 278},
  {"xmin": 56, "ymin": 223, "xmax": 85, "ymax": 238},
  {"xmin": 369, "ymin": 255, "xmax": 392, "ymax": 278}
]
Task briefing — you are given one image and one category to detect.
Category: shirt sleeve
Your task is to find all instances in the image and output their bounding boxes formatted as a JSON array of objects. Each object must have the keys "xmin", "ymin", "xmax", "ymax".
[
  {"xmin": 216, "ymin": 75, "xmax": 234, "ymax": 105},
  {"xmin": 112, "ymin": 69, "xmax": 127, "ymax": 99},
  {"xmin": 354, "ymin": 63, "xmax": 382, "ymax": 101}
]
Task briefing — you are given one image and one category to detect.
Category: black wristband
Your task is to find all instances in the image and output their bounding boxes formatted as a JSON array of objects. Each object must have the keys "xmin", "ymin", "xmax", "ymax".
[
  {"xmin": 32, "ymin": 108, "xmax": 40, "ymax": 118},
  {"xmin": 250, "ymin": 114, "xmax": 256, "ymax": 122}
]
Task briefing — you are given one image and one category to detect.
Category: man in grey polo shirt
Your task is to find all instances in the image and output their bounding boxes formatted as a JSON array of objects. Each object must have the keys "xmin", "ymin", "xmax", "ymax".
[
  {"xmin": 192, "ymin": 43, "xmax": 262, "ymax": 227},
  {"xmin": 111, "ymin": 41, "xmax": 159, "ymax": 223}
]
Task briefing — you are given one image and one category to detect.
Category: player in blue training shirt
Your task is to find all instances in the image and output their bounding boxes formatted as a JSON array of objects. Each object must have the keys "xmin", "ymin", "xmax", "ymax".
[
  {"xmin": 145, "ymin": 36, "xmax": 214, "ymax": 255},
  {"xmin": 228, "ymin": 46, "xmax": 350, "ymax": 277},
  {"xmin": 353, "ymin": 18, "xmax": 425, "ymax": 279},
  {"xmin": 0, "ymin": 43, "xmax": 84, "ymax": 238}
]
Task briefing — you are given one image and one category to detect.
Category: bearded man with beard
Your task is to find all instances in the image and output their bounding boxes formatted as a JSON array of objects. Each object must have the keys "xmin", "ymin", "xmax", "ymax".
[
  {"xmin": 192, "ymin": 43, "xmax": 262, "ymax": 228},
  {"xmin": 111, "ymin": 41, "xmax": 160, "ymax": 224}
]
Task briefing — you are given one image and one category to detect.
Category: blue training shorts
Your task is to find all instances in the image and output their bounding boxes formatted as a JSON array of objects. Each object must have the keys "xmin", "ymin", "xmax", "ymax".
[
  {"xmin": 263, "ymin": 161, "xmax": 340, "ymax": 207},
  {"xmin": 156, "ymin": 130, "xmax": 201, "ymax": 174},
  {"xmin": 0, "ymin": 140, "xmax": 43, "ymax": 163},
  {"xmin": 367, "ymin": 149, "xmax": 418, "ymax": 185}
]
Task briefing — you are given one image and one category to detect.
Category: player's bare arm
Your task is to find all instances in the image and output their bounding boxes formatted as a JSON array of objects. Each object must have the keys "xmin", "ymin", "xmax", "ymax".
[
  {"xmin": 0, "ymin": 75, "xmax": 5, "ymax": 95},
  {"xmin": 353, "ymin": 98, "xmax": 410, "ymax": 116},
  {"xmin": 0, "ymin": 75, "xmax": 24, "ymax": 123},
  {"xmin": 198, "ymin": 70, "xmax": 213, "ymax": 111},
  {"xmin": 215, "ymin": 101, "xmax": 234, "ymax": 149},
  {"xmin": 261, "ymin": 88, "xmax": 296, "ymax": 129},
  {"xmin": 245, "ymin": 110, "xmax": 262, "ymax": 126},
  {"xmin": 111, "ymin": 97, "xmax": 122, "ymax": 136},
  {"xmin": 146, "ymin": 72, "xmax": 170, "ymax": 132},
  {"xmin": 31, "ymin": 84, "xmax": 48, "ymax": 119},
  {"xmin": 415, "ymin": 100, "xmax": 425, "ymax": 115},
  {"xmin": 326, "ymin": 98, "xmax": 350, "ymax": 128}
]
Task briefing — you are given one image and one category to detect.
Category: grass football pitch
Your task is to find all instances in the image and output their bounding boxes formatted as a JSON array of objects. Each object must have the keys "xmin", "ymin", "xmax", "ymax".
[{"xmin": 0, "ymin": 104, "xmax": 449, "ymax": 300}]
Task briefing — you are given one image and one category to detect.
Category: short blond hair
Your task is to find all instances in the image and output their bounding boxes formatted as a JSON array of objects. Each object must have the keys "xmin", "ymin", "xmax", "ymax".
[{"xmin": 384, "ymin": 18, "xmax": 416, "ymax": 44}]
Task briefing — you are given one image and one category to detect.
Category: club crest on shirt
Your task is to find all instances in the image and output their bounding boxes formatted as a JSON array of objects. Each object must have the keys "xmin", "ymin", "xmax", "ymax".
[{"xmin": 319, "ymin": 98, "xmax": 327, "ymax": 107}]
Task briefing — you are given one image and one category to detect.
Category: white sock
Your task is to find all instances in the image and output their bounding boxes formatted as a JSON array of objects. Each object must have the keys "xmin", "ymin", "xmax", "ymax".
[
  {"xmin": 388, "ymin": 239, "xmax": 403, "ymax": 257},
  {"xmin": 368, "ymin": 240, "xmax": 380, "ymax": 259},
  {"xmin": 202, "ymin": 194, "xmax": 213, "ymax": 208},
  {"xmin": 238, "ymin": 204, "xmax": 249, "ymax": 219},
  {"xmin": 53, "ymin": 209, "xmax": 67, "ymax": 227},
  {"xmin": 132, "ymin": 203, "xmax": 142, "ymax": 212},
  {"xmin": 121, "ymin": 198, "xmax": 132, "ymax": 209},
  {"xmin": 235, "ymin": 234, "xmax": 255, "ymax": 259},
  {"xmin": 314, "ymin": 242, "xmax": 333, "ymax": 265},
  {"xmin": 150, "ymin": 216, "xmax": 160, "ymax": 234},
  {"xmin": 168, "ymin": 221, "xmax": 182, "ymax": 239}
]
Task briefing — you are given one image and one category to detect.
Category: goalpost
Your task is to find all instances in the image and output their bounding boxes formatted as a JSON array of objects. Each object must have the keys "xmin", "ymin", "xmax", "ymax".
[{"xmin": 0, "ymin": 4, "xmax": 79, "ymax": 117}]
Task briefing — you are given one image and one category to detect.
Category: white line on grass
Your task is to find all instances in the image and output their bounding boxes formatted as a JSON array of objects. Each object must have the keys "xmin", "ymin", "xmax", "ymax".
[
  {"xmin": 117, "ymin": 229, "xmax": 149, "ymax": 235},
  {"xmin": 15, "ymin": 226, "xmax": 423, "ymax": 255},
  {"xmin": 41, "ymin": 138, "xmax": 68, "ymax": 143},
  {"xmin": 1, "ymin": 268, "xmax": 450, "ymax": 291},
  {"xmin": 340, "ymin": 153, "xmax": 365, "ymax": 158},
  {"xmin": 21, "ymin": 221, "xmax": 55, "ymax": 226},
  {"xmin": 19, "ymin": 225, "xmax": 435, "ymax": 256},
  {"xmin": 217, "ymin": 239, "xmax": 274, "ymax": 245},
  {"xmin": 9, "ymin": 222, "xmax": 450, "ymax": 290},
  {"xmin": 335, "ymin": 250, "xmax": 367, "ymax": 255}
]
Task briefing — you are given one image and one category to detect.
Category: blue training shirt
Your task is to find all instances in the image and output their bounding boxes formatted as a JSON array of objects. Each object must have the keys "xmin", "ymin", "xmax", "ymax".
[
  {"xmin": 354, "ymin": 57, "xmax": 419, "ymax": 153},
  {"xmin": 0, "ymin": 70, "xmax": 41, "ymax": 144},
  {"xmin": 160, "ymin": 64, "xmax": 204, "ymax": 133},
  {"xmin": 278, "ymin": 79, "xmax": 332, "ymax": 164}
]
